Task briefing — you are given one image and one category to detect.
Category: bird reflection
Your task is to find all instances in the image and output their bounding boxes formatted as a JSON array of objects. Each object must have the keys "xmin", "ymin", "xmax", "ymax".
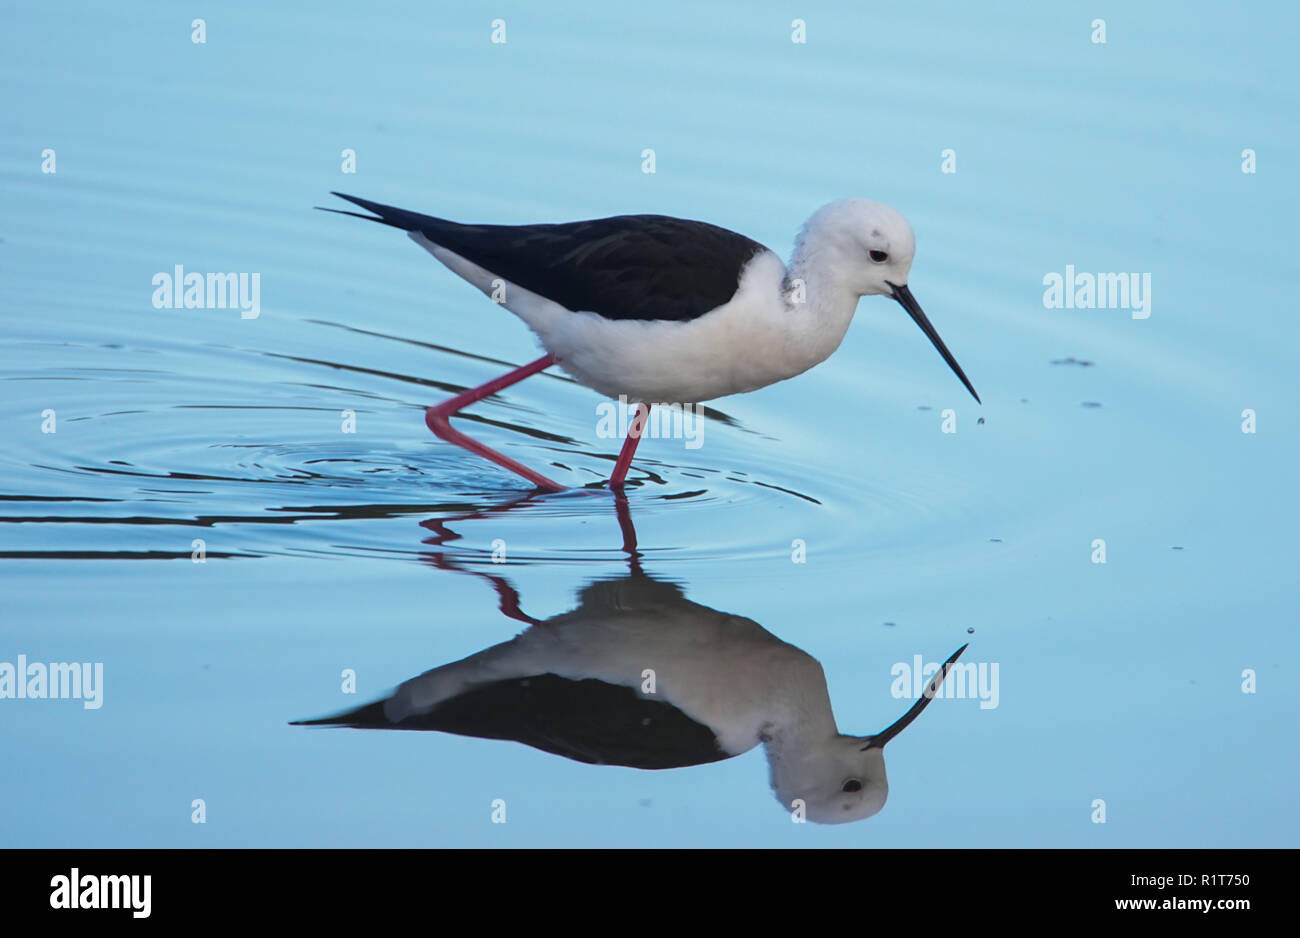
[{"xmin": 294, "ymin": 496, "xmax": 964, "ymax": 824}]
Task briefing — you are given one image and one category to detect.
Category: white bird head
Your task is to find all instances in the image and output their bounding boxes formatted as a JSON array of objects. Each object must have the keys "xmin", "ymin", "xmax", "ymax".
[
  {"xmin": 802, "ymin": 199, "xmax": 980, "ymax": 403},
  {"xmin": 805, "ymin": 199, "xmax": 917, "ymax": 296},
  {"xmin": 772, "ymin": 735, "xmax": 891, "ymax": 823},
  {"xmin": 770, "ymin": 644, "xmax": 968, "ymax": 824}
]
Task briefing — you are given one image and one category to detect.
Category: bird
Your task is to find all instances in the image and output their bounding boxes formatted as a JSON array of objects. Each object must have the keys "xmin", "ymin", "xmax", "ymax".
[
  {"xmin": 293, "ymin": 569, "xmax": 969, "ymax": 824},
  {"xmin": 321, "ymin": 193, "xmax": 980, "ymax": 491}
]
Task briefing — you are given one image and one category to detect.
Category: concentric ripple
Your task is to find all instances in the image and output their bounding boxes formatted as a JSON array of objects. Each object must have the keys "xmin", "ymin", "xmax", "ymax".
[{"xmin": 0, "ymin": 318, "xmax": 945, "ymax": 567}]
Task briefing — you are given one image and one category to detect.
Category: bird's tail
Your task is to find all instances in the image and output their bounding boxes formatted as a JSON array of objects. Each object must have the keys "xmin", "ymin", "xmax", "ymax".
[
  {"xmin": 290, "ymin": 698, "xmax": 392, "ymax": 728},
  {"xmin": 315, "ymin": 192, "xmax": 449, "ymax": 233}
]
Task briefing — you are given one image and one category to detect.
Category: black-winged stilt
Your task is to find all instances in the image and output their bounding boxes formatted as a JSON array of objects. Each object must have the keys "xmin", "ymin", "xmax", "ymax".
[
  {"xmin": 322, "ymin": 193, "xmax": 980, "ymax": 491},
  {"xmin": 294, "ymin": 568, "xmax": 968, "ymax": 824}
]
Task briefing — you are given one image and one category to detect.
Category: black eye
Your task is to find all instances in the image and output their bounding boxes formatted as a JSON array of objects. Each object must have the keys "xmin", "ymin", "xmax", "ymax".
[
  {"xmin": 841, "ymin": 779, "xmax": 863, "ymax": 793},
  {"xmin": 869, "ymin": 250, "xmax": 888, "ymax": 263}
]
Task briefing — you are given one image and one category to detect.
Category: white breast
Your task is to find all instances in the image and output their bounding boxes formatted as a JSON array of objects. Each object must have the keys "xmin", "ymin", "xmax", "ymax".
[{"xmin": 413, "ymin": 234, "xmax": 841, "ymax": 404}]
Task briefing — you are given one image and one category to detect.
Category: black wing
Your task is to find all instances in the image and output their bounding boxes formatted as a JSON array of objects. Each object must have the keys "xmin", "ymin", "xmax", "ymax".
[
  {"xmin": 292, "ymin": 673, "xmax": 731, "ymax": 770},
  {"xmin": 323, "ymin": 192, "xmax": 768, "ymax": 322}
]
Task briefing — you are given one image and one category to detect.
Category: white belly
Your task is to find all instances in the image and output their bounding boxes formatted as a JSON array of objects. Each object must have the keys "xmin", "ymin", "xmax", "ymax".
[
  {"xmin": 411, "ymin": 235, "xmax": 844, "ymax": 404},
  {"xmin": 544, "ymin": 304, "xmax": 798, "ymax": 403}
]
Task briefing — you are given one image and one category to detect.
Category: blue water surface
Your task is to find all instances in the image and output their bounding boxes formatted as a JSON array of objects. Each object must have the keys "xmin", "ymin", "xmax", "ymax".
[{"xmin": 1, "ymin": 1, "xmax": 1297, "ymax": 846}]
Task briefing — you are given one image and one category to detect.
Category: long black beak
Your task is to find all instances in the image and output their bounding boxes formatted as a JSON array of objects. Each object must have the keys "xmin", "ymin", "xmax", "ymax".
[
  {"xmin": 888, "ymin": 282, "xmax": 980, "ymax": 404},
  {"xmin": 862, "ymin": 644, "xmax": 968, "ymax": 750}
]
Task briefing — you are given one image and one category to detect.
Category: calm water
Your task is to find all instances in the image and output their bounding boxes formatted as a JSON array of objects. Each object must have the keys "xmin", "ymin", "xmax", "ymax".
[{"xmin": 2, "ymin": 1, "xmax": 1297, "ymax": 846}]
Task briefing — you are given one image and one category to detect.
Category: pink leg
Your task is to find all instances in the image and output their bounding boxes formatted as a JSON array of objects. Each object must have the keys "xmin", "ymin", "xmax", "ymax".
[
  {"xmin": 425, "ymin": 355, "xmax": 565, "ymax": 491},
  {"xmin": 609, "ymin": 402, "xmax": 650, "ymax": 488},
  {"xmin": 614, "ymin": 490, "xmax": 641, "ymax": 569},
  {"xmin": 486, "ymin": 573, "xmax": 541, "ymax": 626}
]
